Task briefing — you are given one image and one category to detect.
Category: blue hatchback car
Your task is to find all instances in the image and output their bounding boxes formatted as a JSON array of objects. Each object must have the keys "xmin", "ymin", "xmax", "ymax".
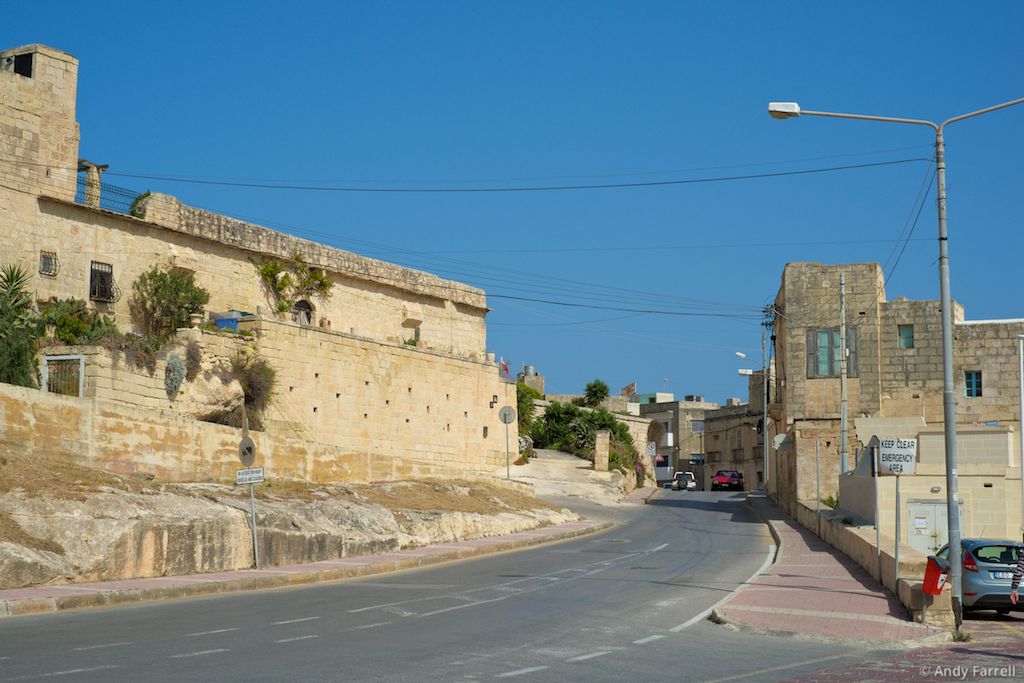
[{"xmin": 936, "ymin": 539, "xmax": 1024, "ymax": 614}]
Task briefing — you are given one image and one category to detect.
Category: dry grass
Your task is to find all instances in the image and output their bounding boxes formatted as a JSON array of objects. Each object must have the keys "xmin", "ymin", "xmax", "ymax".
[
  {"xmin": 0, "ymin": 511, "xmax": 65, "ymax": 555},
  {"xmin": 0, "ymin": 446, "xmax": 559, "ymax": 517},
  {"xmin": 0, "ymin": 447, "xmax": 148, "ymax": 500}
]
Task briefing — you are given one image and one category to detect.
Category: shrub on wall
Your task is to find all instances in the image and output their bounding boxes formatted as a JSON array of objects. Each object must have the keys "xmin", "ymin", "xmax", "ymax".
[
  {"xmin": 200, "ymin": 351, "xmax": 276, "ymax": 431},
  {"xmin": 130, "ymin": 265, "xmax": 210, "ymax": 336},
  {"xmin": 516, "ymin": 382, "xmax": 540, "ymax": 436},
  {"xmin": 251, "ymin": 253, "xmax": 333, "ymax": 315},
  {"xmin": 165, "ymin": 354, "xmax": 185, "ymax": 396},
  {"xmin": 0, "ymin": 265, "xmax": 38, "ymax": 388},
  {"xmin": 185, "ymin": 341, "xmax": 202, "ymax": 381},
  {"xmin": 38, "ymin": 298, "xmax": 117, "ymax": 345}
]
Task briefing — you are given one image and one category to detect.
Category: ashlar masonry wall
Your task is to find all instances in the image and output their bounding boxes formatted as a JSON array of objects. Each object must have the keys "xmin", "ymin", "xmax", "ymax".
[{"xmin": 23, "ymin": 318, "xmax": 515, "ymax": 484}]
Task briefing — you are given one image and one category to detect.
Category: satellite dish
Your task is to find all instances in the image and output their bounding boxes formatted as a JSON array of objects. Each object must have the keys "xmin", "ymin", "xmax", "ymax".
[{"xmin": 772, "ymin": 433, "xmax": 787, "ymax": 450}]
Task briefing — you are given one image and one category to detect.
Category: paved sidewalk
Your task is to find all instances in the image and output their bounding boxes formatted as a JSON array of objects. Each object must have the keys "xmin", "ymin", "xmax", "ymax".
[
  {"xmin": 715, "ymin": 494, "xmax": 947, "ymax": 644},
  {"xmin": 0, "ymin": 517, "xmax": 613, "ymax": 618}
]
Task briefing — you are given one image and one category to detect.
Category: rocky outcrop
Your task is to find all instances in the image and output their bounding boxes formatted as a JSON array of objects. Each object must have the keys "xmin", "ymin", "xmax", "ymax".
[{"xmin": 0, "ymin": 484, "xmax": 579, "ymax": 589}]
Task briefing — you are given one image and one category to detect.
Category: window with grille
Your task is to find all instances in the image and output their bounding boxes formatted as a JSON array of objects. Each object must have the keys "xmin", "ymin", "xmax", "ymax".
[
  {"xmin": 42, "ymin": 356, "xmax": 83, "ymax": 398},
  {"xmin": 39, "ymin": 250, "xmax": 59, "ymax": 277},
  {"xmin": 806, "ymin": 327, "xmax": 858, "ymax": 378},
  {"xmin": 89, "ymin": 261, "xmax": 118, "ymax": 302}
]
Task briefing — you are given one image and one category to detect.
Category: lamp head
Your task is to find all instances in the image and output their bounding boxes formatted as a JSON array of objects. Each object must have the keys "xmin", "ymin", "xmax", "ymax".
[
  {"xmin": 735, "ymin": 352, "xmax": 747, "ymax": 359},
  {"xmin": 768, "ymin": 102, "xmax": 801, "ymax": 119}
]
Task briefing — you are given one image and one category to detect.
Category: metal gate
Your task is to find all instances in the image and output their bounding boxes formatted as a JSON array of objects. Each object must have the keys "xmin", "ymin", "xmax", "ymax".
[{"xmin": 41, "ymin": 355, "xmax": 84, "ymax": 398}]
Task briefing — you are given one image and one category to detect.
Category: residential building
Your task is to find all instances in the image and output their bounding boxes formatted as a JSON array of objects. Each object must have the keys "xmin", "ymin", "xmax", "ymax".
[
  {"xmin": 771, "ymin": 262, "xmax": 1024, "ymax": 545},
  {"xmin": 639, "ymin": 395, "xmax": 718, "ymax": 483}
]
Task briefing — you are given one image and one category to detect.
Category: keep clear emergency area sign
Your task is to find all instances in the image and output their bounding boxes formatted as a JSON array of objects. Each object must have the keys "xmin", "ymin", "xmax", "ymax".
[{"xmin": 879, "ymin": 438, "xmax": 917, "ymax": 475}]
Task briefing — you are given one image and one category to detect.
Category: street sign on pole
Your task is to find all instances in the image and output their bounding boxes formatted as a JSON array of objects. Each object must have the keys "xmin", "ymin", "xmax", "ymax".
[
  {"xmin": 499, "ymin": 406, "xmax": 516, "ymax": 480},
  {"xmin": 878, "ymin": 438, "xmax": 917, "ymax": 475},
  {"xmin": 239, "ymin": 436, "xmax": 256, "ymax": 468},
  {"xmin": 236, "ymin": 467, "xmax": 265, "ymax": 485}
]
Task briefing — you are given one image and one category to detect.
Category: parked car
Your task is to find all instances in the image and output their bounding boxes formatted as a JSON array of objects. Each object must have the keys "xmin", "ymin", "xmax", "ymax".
[
  {"xmin": 936, "ymin": 539, "xmax": 1024, "ymax": 614},
  {"xmin": 672, "ymin": 471, "xmax": 697, "ymax": 491},
  {"xmin": 711, "ymin": 469, "xmax": 743, "ymax": 491}
]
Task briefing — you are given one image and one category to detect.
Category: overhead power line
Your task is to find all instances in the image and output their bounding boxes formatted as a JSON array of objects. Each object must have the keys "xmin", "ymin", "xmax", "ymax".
[
  {"xmin": 486, "ymin": 294, "xmax": 764, "ymax": 319},
  {"xmin": 102, "ymin": 158, "xmax": 930, "ymax": 193}
]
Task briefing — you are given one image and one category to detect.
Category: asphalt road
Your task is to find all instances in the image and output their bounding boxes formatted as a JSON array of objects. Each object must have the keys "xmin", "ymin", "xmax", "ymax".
[{"xmin": 0, "ymin": 491, "xmax": 898, "ymax": 682}]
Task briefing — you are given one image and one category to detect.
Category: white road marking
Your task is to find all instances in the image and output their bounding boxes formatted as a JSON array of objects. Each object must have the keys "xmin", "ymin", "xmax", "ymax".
[
  {"xmin": 701, "ymin": 653, "xmax": 851, "ymax": 683},
  {"xmin": 71, "ymin": 641, "xmax": 133, "ymax": 651},
  {"xmin": 348, "ymin": 621, "xmax": 391, "ymax": 631},
  {"xmin": 349, "ymin": 550, "xmax": 647, "ymax": 615},
  {"xmin": 632, "ymin": 635, "xmax": 665, "ymax": 645},
  {"xmin": 169, "ymin": 648, "xmax": 230, "ymax": 659},
  {"xmin": 186, "ymin": 628, "xmax": 240, "ymax": 637},
  {"xmin": 496, "ymin": 666, "xmax": 548, "ymax": 678},
  {"xmin": 271, "ymin": 616, "xmax": 320, "ymax": 625},
  {"xmin": 274, "ymin": 635, "xmax": 320, "ymax": 643},
  {"xmin": 650, "ymin": 543, "xmax": 669, "ymax": 552},
  {"xmin": 566, "ymin": 651, "xmax": 610, "ymax": 662},
  {"xmin": 6, "ymin": 665, "xmax": 121, "ymax": 680},
  {"xmin": 670, "ymin": 543, "xmax": 776, "ymax": 633}
]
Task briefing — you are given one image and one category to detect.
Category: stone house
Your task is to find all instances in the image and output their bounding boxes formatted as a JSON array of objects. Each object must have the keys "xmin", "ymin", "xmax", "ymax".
[
  {"xmin": 771, "ymin": 262, "xmax": 1024, "ymax": 546},
  {"xmin": 0, "ymin": 43, "xmax": 515, "ymax": 483},
  {"xmin": 704, "ymin": 369, "xmax": 774, "ymax": 491},
  {"xmin": 638, "ymin": 395, "xmax": 718, "ymax": 484}
]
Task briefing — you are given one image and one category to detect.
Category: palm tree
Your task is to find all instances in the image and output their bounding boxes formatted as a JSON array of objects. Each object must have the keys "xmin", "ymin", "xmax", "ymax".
[
  {"xmin": 0, "ymin": 264, "xmax": 39, "ymax": 387},
  {"xmin": 583, "ymin": 379, "xmax": 610, "ymax": 408}
]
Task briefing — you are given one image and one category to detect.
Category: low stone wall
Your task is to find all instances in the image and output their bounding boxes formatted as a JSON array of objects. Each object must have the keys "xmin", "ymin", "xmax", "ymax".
[{"xmin": 794, "ymin": 499, "xmax": 952, "ymax": 626}]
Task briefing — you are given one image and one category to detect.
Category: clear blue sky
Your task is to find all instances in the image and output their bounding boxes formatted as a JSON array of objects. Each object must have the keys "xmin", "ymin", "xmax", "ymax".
[{"xmin": 7, "ymin": 2, "xmax": 1023, "ymax": 402}]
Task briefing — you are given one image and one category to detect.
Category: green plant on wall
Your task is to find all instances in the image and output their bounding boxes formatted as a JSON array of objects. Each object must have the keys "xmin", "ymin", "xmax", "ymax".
[
  {"xmin": 165, "ymin": 353, "xmax": 185, "ymax": 396},
  {"xmin": 185, "ymin": 340, "xmax": 202, "ymax": 381},
  {"xmin": 252, "ymin": 253, "xmax": 333, "ymax": 314},
  {"xmin": 38, "ymin": 298, "xmax": 117, "ymax": 345},
  {"xmin": 0, "ymin": 264, "xmax": 38, "ymax": 388},
  {"xmin": 129, "ymin": 190, "xmax": 151, "ymax": 219},
  {"xmin": 200, "ymin": 350, "xmax": 276, "ymax": 430},
  {"xmin": 130, "ymin": 265, "xmax": 210, "ymax": 336}
]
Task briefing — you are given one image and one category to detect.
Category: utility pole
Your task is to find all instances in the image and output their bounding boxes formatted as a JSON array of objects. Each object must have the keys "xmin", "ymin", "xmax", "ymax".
[{"xmin": 840, "ymin": 273, "xmax": 848, "ymax": 475}]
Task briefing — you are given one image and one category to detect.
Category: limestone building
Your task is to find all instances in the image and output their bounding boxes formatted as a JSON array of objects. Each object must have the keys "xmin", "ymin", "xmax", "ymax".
[
  {"xmin": 771, "ymin": 262, "xmax": 1024, "ymax": 546},
  {"xmin": 0, "ymin": 43, "xmax": 515, "ymax": 483}
]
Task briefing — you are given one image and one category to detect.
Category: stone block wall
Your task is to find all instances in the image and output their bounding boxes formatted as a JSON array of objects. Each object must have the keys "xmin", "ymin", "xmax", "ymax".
[
  {"xmin": 30, "ymin": 317, "xmax": 514, "ymax": 484},
  {"xmin": 0, "ymin": 44, "xmax": 79, "ymax": 202}
]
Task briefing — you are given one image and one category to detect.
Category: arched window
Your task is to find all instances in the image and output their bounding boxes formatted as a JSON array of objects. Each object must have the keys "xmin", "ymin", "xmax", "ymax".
[{"xmin": 293, "ymin": 299, "xmax": 314, "ymax": 326}]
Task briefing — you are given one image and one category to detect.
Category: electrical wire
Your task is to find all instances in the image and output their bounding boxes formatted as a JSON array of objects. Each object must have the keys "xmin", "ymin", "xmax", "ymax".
[{"xmin": 102, "ymin": 158, "xmax": 930, "ymax": 193}]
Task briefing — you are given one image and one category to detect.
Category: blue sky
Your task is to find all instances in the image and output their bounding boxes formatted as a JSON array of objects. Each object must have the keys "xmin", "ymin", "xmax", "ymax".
[{"xmin": 7, "ymin": 2, "xmax": 1023, "ymax": 402}]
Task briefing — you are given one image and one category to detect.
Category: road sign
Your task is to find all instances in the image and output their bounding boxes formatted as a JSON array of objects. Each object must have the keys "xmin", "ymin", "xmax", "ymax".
[
  {"xmin": 239, "ymin": 435, "xmax": 256, "ymax": 467},
  {"xmin": 236, "ymin": 467, "xmax": 264, "ymax": 485},
  {"xmin": 645, "ymin": 441, "xmax": 657, "ymax": 457},
  {"xmin": 878, "ymin": 438, "xmax": 917, "ymax": 475},
  {"xmin": 499, "ymin": 406, "xmax": 516, "ymax": 424}
]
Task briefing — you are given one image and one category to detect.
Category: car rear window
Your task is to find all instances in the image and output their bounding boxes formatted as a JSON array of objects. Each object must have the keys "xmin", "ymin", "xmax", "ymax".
[{"xmin": 973, "ymin": 545, "xmax": 1022, "ymax": 565}]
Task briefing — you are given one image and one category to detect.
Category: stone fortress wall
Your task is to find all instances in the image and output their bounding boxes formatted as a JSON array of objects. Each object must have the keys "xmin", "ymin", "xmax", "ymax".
[{"xmin": 0, "ymin": 43, "xmax": 516, "ymax": 485}]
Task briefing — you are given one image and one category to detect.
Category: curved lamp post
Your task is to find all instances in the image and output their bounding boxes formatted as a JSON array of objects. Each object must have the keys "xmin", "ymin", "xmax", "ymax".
[{"xmin": 767, "ymin": 96, "xmax": 1024, "ymax": 633}]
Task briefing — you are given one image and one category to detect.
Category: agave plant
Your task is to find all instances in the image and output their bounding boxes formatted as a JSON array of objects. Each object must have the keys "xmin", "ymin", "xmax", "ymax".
[{"xmin": 0, "ymin": 264, "xmax": 39, "ymax": 387}]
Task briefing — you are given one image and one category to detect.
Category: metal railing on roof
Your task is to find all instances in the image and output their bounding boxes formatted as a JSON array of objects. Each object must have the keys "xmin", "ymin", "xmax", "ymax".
[{"xmin": 74, "ymin": 174, "xmax": 146, "ymax": 216}]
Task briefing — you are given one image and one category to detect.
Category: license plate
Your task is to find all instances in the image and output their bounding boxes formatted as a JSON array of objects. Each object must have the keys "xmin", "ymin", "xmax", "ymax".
[{"xmin": 993, "ymin": 571, "xmax": 1013, "ymax": 579}]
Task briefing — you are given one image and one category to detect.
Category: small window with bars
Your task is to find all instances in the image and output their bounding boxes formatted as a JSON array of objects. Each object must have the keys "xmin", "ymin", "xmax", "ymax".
[
  {"xmin": 39, "ymin": 250, "xmax": 59, "ymax": 277},
  {"xmin": 42, "ymin": 356, "xmax": 84, "ymax": 398},
  {"xmin": 89, "ymin": 261, "xmax": 119, "ymax": 303}
]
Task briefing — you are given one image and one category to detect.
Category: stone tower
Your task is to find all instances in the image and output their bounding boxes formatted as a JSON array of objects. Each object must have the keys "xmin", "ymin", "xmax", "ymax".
[{"xmin": 0, "ymin": 44, "xmax": 80, "ymax": 201}]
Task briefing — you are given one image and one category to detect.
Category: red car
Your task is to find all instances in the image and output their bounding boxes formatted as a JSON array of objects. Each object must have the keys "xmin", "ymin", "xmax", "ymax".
[{"xmin": 711, "ymin": 469, "xmax": 743, "ymax": 491}]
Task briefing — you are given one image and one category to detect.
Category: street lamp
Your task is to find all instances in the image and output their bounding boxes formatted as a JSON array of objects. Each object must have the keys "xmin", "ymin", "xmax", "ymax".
[{"xmin": 768, "ymin": 96, "xmax": 1024, "ymax": 633}]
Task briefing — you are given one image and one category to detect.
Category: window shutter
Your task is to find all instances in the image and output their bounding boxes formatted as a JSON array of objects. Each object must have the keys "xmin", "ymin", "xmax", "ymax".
[
  {"xmin": 806, "ymin": 329, "xmax": 817, "ymax": 378},
  {"xmin": 847, "ymin": 327, "xmax": 858, "ymax": 377}
]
